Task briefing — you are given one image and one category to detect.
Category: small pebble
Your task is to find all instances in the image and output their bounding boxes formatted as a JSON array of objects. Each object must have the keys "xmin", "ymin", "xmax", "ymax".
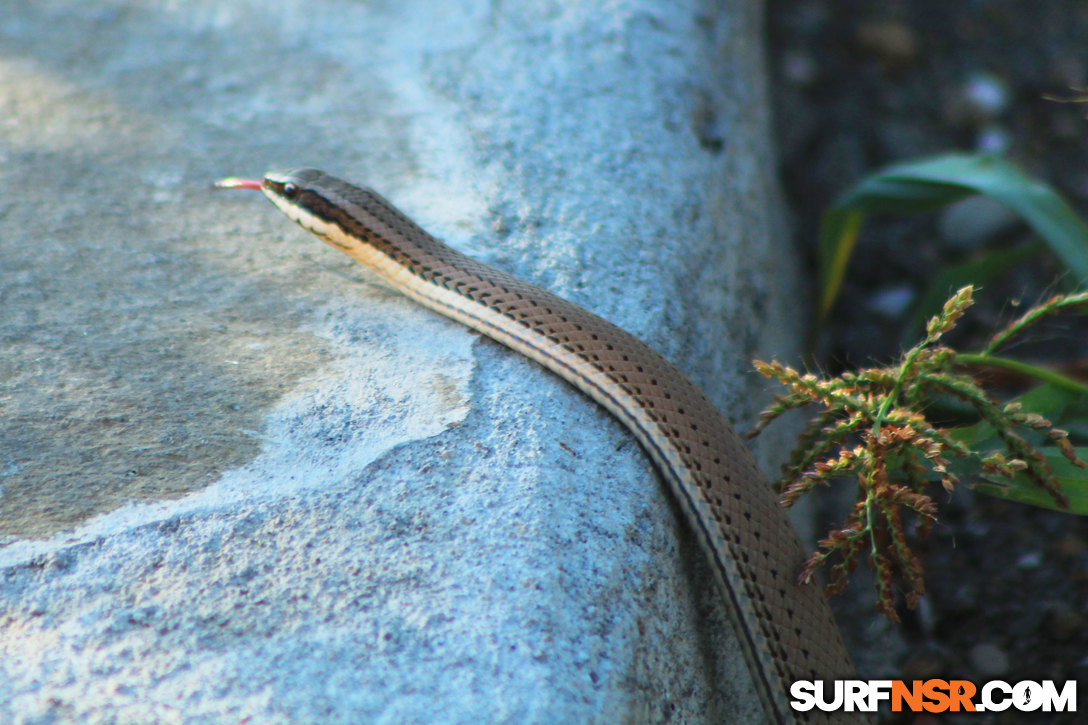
[
  {"xmin": 947, "ymin": 72, "xmax": 1011, "ymax": 126},
  {"xmin": 962, "ymin": 73, "xmax": 1011, "ymax": 119},
  {"xmin": 946, "ymin": 581, "xmax": 979, "ymax": 613},
  {"xmin": 975, "ymin": 124, "xmax": 1012, "ymax": 154},
  {"xmin": 856, "ymin": 19, "xmax": 918, "ymax": 69},
  {"xmin": 1056, "ymin": 534, "xmax": 1087, "ymax": 558},
  {"xmin": 900, "ymin": 648, "xmax": 947, "ymax": 680},
  {"xmin": 1016, "ymin": 550, "xmax": 1043, "ymax": 570},
  {"xmin": 969, "ymin": 642, "xmax": 1011, "ymax": 676},
  {"xmin": 937, "ymin": 195, "xmax": 1019, "ymax": 251},
  {"xmin": 1045, "ymin": 603, "xmax": 1086, "ymax": 640},
  {"xmin": 913, "ymin": 594, "xmax": 936, "ymax": 636},
  {"xmin": 781, "ymin": 50, "xmax": 818, "ymax": 86},
  {"xmin": 867, "ymin": 284, "xmax": 915, "ymax": 318}
]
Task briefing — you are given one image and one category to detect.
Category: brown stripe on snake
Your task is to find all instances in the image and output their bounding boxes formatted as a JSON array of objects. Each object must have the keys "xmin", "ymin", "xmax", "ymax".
[{"xmin": 217, "ymin": 168, "xmax": 865, "ymax": 724}]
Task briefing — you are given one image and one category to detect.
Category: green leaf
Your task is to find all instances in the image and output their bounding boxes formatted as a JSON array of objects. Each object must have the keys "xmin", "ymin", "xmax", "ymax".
[
  {"xmin": 973, "ymin": 447, "xmax": 1088, "ymax": 514},
  {"xmin": 817, "ymin": 209, "xmax": 864, "ymax": 321},
  {"xmin": 1016, "ymin": 382, "xmax": 1088, "ymax": 418},
  {"xmin": 817, "ymin": 153, "xmax": 1088, "ymax": 325},
  {"xmin": 950, "ymin": 382, "xmax": 1086, "ymax": 449}
]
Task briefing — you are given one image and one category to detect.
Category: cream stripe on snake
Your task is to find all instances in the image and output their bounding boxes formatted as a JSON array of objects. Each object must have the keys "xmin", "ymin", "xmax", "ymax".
[{"xmin": 218, "ymin": 168, "xmax": 862, "ymax": 724}]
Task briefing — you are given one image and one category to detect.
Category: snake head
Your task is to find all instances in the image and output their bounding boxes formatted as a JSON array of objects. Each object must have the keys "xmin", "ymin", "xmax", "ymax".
[
  {"xmin": 218, "ymin": 168, "xmax": 359, "ymax": 247},
  {"xmin": 215, "ymin": 168, "xmax": 408, "ymax": 256},
  {"xmin": 215, "ymin": 168, "xmax": 326, "ymax": 206}
]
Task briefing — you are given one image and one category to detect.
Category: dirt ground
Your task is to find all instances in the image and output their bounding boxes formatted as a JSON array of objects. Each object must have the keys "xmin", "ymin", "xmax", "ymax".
[{"xmin": 767, "ymin": 1, "xmax": 1088, "ymax": 721}]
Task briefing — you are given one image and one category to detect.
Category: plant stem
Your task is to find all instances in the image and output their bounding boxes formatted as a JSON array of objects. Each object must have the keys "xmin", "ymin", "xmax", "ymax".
[
  {"xmin": 955, "ymin": 353, "xmax": 1088, "ymax": 396},
  {"xmin": 984, "ymin": 290, "xmax": 1088, "ymax": 354}
]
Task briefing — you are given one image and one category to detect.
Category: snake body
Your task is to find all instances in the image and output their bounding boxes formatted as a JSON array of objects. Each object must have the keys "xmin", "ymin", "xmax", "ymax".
[{"xmin": 219, "ymin": 168, "xmax": 858, "ymax": 723}]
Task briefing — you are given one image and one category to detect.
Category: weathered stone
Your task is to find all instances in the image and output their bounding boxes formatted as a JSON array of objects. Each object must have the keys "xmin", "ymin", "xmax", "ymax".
[{"xmin": 0, "ymin": 1, "xmax": 800, "ymax": 722}]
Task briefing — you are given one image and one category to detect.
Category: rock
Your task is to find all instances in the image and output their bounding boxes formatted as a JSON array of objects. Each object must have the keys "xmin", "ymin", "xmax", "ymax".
[
  {"xmin": 868, "ymin": 284, "xmax": 916, "ymax": 319},
  {"xmin": 968, "ymin": 642, "xmax": 1011, "ymax": 677},
  {"xmin": 1016, "ymin": 551, "xmax": 1044, "ymax": 570},
  {"xmin": 0, "ymin": 1, "xmax": 802, "ymax": 723},
  {"xmin": 938, "ymin": 195, "xmax": 1020, "ymax": 251},
  {"xmin": 781, "ymin": 50, "xmax": 819, "ymax": 86},
  {"xmin": 855, "ymin": 19, "xmax": 919, "ymax": 70},
  {"xmin": 1045, "ymin": 603, "xmax": 1086, "ymax": 640},
  {"xmin": 948, "ymin": 72, "xmax": 1012, "ymax": 126},
  {"xmin": 1056, "ymin": 533, "xmax": 1087, "ymax": 558},
  {"xmin": 976, "ymin": 124, "xmax": 1013, "ymax": 154}
]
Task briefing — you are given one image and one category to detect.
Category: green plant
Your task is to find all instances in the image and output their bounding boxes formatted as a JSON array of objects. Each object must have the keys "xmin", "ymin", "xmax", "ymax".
[
  {"xmin": 750, "ymin": 286, "xmax": 1088, "ymax": 620},
  {"xmin": 817, "ymin": 152, "xmax": 1088, "ymax": 333}
]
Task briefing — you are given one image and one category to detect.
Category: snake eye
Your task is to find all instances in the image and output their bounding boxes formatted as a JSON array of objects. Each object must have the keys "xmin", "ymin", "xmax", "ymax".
[{"xmin": 282, "ymin": 182, "xmax": 299, "ymax": 199}]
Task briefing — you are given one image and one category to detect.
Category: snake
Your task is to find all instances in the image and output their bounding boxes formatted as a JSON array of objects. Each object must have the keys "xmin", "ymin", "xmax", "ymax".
[{"xmin": 217, "ymin": 168, "xmax": 860, "ymax": 723}]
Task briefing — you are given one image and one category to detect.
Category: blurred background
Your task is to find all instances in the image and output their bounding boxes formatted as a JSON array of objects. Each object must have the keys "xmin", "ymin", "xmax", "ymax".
[{"xmin": 768, "ymin": 2, "xmax": 1088, "ymax": 718}]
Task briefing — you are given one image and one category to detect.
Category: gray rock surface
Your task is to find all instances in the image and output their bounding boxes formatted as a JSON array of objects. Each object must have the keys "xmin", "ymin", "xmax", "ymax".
[{"xmin": 1, "ymin": 0, "xmax": 804, "ymax": 722}]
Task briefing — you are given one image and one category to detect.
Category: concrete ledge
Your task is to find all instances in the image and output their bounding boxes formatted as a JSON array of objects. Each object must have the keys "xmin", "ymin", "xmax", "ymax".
[{"xmin": 1, "ymin": 1, "xmax": 800, "ymax": 722}]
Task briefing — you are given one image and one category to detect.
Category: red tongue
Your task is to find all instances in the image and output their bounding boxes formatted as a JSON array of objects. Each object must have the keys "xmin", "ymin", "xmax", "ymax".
[{"xmin": 214, "ymin": 177, "xmax": 263, "ymax": 191}]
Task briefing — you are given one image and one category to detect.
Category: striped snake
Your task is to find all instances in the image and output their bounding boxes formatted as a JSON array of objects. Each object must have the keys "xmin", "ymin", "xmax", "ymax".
[{"xmin": 217, "ymin": 169, "xmax": 860, "ymax": 723}]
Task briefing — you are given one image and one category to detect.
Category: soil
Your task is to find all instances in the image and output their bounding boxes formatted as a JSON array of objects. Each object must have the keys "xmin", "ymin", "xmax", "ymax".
[{"xmin": 766, "ymin": 2, "xmax": 1088, "ymax": 721}]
